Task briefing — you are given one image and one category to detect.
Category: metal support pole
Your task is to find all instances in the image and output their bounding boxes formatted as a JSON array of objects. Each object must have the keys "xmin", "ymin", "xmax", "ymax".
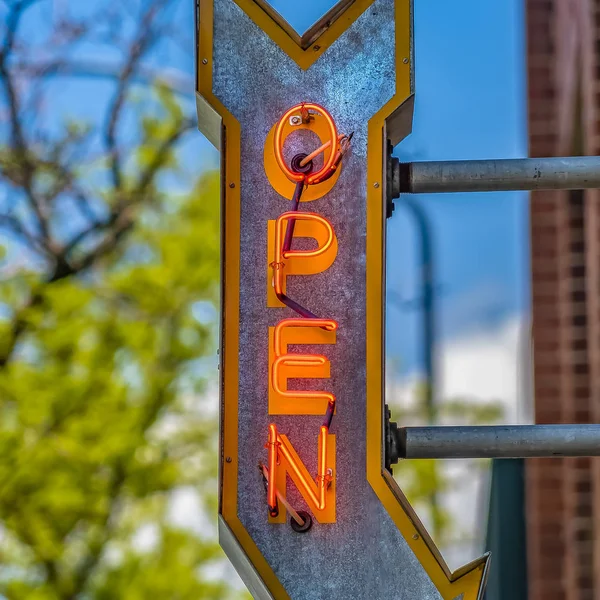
[
  {"xmin": 395, "ymin": 425, "xmax": 600, "ymax": 459},
  {"xmin": 398, "ymin": 157, "xmax": 600, "ymax": 194}
]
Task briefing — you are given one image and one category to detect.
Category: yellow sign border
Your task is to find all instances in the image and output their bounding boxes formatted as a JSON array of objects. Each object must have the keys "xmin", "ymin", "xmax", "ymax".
[
  {"xmin": 196, "ymin": 1, "xmax": 490, "ymax": 598},
  {"xmin": 230, "ymin": 0, "xmax": 376, "ymax": 70}
]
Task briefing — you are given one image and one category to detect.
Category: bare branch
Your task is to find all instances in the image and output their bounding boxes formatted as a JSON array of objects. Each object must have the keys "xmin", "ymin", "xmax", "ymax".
[
  {"xmin": 0, "ymin": 0, "xmax": 40, "ymax": 149},
  {"xmin": 135, "ymin": 116, "xmax": 195, "ymax": 195},
  {"xmin": 63, "ymin": 117, "xmax": 194, "ymax": 263},
  {"xmin": 12, "ymin": 59, "xmax": 194, "ymax": 99},
  {"xmin": 0, "ymin": 213, "xmax": 50, "ymax": 256},
  {"xmin": 67, "ymin": 205, "xmax": 136, "ymax": 274},
  {"xmin": 0, "ymin": 292, "xmax": 39, "ymax": 368},
  {"xmin": 72, "ymin": 188, "xmax": 100, "ymax": 224},
  {"xmin": 1, "ymin": 0, "xmax": 40, "ymax": 59},
  {"xmin": 0, "ymin": 0, "xmax": 52, "ymax": 241},
  {"xmin": 62, "ymin": 216, "xmax": 113, "ymax": 257},
  {"xmin": 65, "ymin": 463, "xmax": 127, "ymax": 600},
  {"xmin": 104, "ymin": 0, "xmax": 173, "ymax": 191}
]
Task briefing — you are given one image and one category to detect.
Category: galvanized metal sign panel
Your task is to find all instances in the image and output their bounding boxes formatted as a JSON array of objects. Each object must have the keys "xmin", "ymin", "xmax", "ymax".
[{"xmin": 195, "ymin": 1, "xmax": 489, "ymax": 598}]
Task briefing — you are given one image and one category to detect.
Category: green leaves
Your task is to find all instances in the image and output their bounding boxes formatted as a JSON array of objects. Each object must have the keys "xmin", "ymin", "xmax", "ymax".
[
  {"xmin": 0, "ymin": 171, "xmax": 248, "ymax": 599},
  {"xmin": 94, "ymin": 528, "xmax": 233, "ymax": 600}
]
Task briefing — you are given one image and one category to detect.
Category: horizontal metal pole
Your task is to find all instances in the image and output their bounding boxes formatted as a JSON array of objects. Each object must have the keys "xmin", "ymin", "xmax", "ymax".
[
  {"xmin": 400, "ymin": 157, "xmax": 600, "ymax": 194},
  {"xmin": 397, "ymin": 425, "xmax": 600, "ymax": 459}
]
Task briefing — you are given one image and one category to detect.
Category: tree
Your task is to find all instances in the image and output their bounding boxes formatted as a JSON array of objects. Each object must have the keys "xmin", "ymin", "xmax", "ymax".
[{"xmin": 0, "ymin": 1, "xmax": 246, "ymax": 597}]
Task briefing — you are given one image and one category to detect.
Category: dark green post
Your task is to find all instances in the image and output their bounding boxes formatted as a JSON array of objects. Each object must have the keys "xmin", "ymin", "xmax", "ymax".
[{"xmin": 485, "ymin": 459, "xmax": 528, "ymax": 600}]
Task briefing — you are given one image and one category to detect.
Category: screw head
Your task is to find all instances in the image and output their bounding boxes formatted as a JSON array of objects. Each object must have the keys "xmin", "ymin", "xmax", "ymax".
[
  {"xmin": 225, "ymin": 457, "xmax": 232, "ymax": 463},
  {"xmin": 290, "ymin": 115, "xmax": 302, "ymax": 126},
  {"xmin": 373, "ymin": 182, "xmax": 380, "ymax": 188},
  {"xmin": 403, "ymin": 57, "xmax": 409, "ymax": 64},
  {"xmin": 412, "ymin": 533, "xmax": 419, "ymax": 540},
  {"xmin": 229, "ymin": 182, "xmax": 235, "ymax": 188},
  {"xmin": 202, "ymin": 58, "xmax": 208, "ymax": 65},
  {"xmin": 313, "ymin": 45, "xmax": 321, "ymax": 51}
]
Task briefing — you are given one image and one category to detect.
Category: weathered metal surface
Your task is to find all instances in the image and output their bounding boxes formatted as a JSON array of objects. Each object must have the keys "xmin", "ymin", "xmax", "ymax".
[{"xmin": 211, "ymin": 1, "xmax": 440, "ymax": 598}]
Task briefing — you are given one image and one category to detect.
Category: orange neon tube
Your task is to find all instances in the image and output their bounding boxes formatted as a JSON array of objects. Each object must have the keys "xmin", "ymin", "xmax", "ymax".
[
  {"xmin": 272, "ymin": 318, "xmax": 338, "ymax": 409},
  {"xmin": 318, "ymin": 426, "xmax": 328, "ymax": 492},
  {"xmin": 273, "ymin": 103, "xmax": 338, "ymax": 186},
  {"xmin": 273, "ymin": 318, "xmax": 338, "ymax": 357},
  {"xmin": 267, "ymin": 424, "xmax": 278, "ymax": 516},
  {"xmin": 272, "ymin": 213, "xmax": 336, "ymax": 297},
  {"xmin": 269, "ymin": 424, "xmax": 330, "ymax": 511},
  {"xmin": 272, "ymin": 355, "xmax": 336, "ymax": 409}
]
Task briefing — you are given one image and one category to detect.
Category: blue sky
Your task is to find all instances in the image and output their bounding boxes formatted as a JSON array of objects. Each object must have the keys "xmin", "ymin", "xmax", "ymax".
[{"xmin": 268, "ymin": 0, "xmax": 528, "ymax": 376}]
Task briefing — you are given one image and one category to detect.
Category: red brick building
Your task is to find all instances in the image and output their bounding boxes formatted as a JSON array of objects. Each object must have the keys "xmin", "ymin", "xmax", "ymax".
[{"xmin": 528, "ymin": 0, "xmax": 600, "ymax": 598}]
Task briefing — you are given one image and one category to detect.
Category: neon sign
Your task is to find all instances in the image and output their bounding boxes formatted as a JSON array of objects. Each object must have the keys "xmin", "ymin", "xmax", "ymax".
[{"xmin": 261, "ymin": 103, "xmax": 352, "ymax": 530}]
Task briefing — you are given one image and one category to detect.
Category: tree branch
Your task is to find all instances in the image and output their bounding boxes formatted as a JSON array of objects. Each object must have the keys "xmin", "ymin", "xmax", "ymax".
[
  {"xmin": 64, "ymin": 462, "xmax": 127, "ymax": 600},
  {"xmin": 64, "ymin": 117, "xmax": 194, "ymax": 263},
  {"xmin": 0, "ymin": 0, "xmax": 52, "ymax": 241},
  {"xmin": 12, "ymin": 58, "xmax": 194, "ymax": 99},
  {"xmin": 104, "ymin": 0, "xmax": 172, "ymax": 191},
  {"xmin": 0, "ymin": 213, "xmax": 50, "ymax": 256},
  {"xmin": 0, "ymin": 291, "xmax": 41, "ymax": 368},
  {"xmin": 135, "ymin": 116, "xmax": 195, "ymax": 196}
]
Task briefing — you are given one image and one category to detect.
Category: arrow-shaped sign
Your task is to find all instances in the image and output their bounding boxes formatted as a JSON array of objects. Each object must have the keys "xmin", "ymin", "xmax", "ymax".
[{"xmin": 195, "ymin": 1, "xmax": 490, "ymax": 598}]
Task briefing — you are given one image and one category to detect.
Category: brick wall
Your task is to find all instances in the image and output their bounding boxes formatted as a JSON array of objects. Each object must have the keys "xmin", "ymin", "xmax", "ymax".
[{"xmin": 527, "ymin": 1, "xmax": 599, "ymax": 599}]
